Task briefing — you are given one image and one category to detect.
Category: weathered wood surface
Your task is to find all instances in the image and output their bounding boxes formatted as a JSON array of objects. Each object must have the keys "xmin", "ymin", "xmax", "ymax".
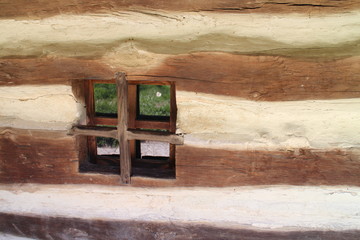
[
  {"xmin": 127, "ymin": 130, "xmax": 183, "ymax": 145},
  {"xmin": 1, "ymin": 128, "xmax": 360, "ymax": 187},
  {"xmin": 0, "ymin": 128, "xmax": 118, "ymax": 185},
  {"xmin": 176, "ymin": 146, "xmax": 360, "ymax": 186},
  {"xmin": 0, "ymin": 58, "xmax": 113, "ymax": 86},
  {"xmin": 1, "ymin": 0, "xmax": 360, "ymax": 19},
  {"xmin": 116, "ymin": 72, "xmax": 131, "ymax": 184},
  {"xmin": 0, "ymin": 128, "xmax": 78, "ymax": 180},
  {"xmin": 138, "ymin": 54, "xmax": 360, "ymax": 101},
  {"xmin": 68, "ymin": 126, "xmax": 118, "ymax": 139},
  {"xmin": 1, "ymin": 213, "xmax": 359, "ymax": 240},
  {"xmin": 1, "ymin": 55, "xmax": 360, "ymax": 101}
]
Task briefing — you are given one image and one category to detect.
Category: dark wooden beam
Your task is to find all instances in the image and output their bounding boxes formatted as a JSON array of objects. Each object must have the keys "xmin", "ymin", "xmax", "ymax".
[{"xmin": 1, "ymin": 213, "xmax": 359, "ymax": 240}]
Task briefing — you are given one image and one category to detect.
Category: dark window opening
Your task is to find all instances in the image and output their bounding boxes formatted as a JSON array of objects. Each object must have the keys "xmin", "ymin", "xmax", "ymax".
[
  {"xmin": 132, "ymin": 140, "xmax": 175, "ymax": 179},
  {"xmin": 79, "ymin": 136, "xmax": 120, "ymax": 175}
]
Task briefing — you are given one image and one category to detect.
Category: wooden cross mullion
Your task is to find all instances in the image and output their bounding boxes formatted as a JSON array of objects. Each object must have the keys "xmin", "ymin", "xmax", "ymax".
[{"xmin": 69, "ymin": 72, "xmax": 183, "ymax": 184}]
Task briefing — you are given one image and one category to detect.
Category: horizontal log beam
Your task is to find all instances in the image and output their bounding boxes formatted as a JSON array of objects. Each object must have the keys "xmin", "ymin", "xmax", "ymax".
[
  {"xmin": 0, "ymin": 58, "xmax": 113, "ymax": 86},
  {"xmin": 68, "ymin": 126, "xmax": 118, "ymax": 139},
  {"xmin": 2, "ymin": 55, "xmax": 360, "ymax": 101},
  {"xmin": 1, "ymin": 213, "xmax": 359, "ymax": 240},
  {"xmin": 137, "ymin": 53, "xmax": 360, "ymax": 101},
  {"xmin": 175, "ymin": 146, "xmax": 360, "ymax": 187},
  {"xmin": 1, "ymin": 128, "xmax": 360, "ymax": 187},
  {"xmin": 127, "ymin": 129, "xmax": 183, "ymax": 145},
  {"xmin": 68, "ymin": 126, "xmax": 184, "ymax": 144},
  {"xmin": 1, "ymin": 0, "xmax": 360, "ymax": 19}
]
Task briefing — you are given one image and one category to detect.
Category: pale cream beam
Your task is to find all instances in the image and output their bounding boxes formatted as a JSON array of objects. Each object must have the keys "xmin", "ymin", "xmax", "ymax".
[
  {"xmin": 176, "ymin": 91, "xmax": 360, "ymax": 150},
  {"xmin": 0, "ymin": 85, "xmax": 83, "ymax": 130},
  {"xmin": 0, "ymin": 11, "xmax": 359, "ymax": 57},
  {"xmin": 0, "ymin": 85, "xmax": 359, "ymax": 150},
  {"xmin": 0, "ymin": 184, "xmax": 359, "ymax": 231}
]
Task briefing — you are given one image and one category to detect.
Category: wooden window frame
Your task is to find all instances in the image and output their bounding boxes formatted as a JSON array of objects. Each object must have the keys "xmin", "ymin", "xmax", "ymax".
[
  {"xmin": 128, "ymin": 81, "xmax": 177, "ymax": 133},
  {"xmin": 70, "ymin": 73, "xmax": 183, "ymax": 184}
]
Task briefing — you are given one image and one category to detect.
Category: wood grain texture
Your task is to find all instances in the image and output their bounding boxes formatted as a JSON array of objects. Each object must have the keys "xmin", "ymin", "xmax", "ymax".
[
  {"xmin": 116, "ymin": 72, "xmax": 131, "ymax": 184},
  {"xmin": 0, "ymin": 128, "xmax": 120, "ymax": 185},
  {"xmin": 2, "ymin": 54, "xmax": 359, "ymax": 101},
  {"xmin": 176, "ymin": 146, "xmax": 360, "ymax": 187},
  {"xmin": 0, "ymin": 58, "xmax": 113, "ymax": 86},
  {"xmin": 1, "ymin": 0, "xmax": 360, "ymax": 19},
  {"xmin": 134, "ymin": 53, "xmax": 360, "ymax": 101},
  {"xmin": 1, "ymin": 213, "xmax": 359, "ymax": 240},
  {"xmin": 127, "ymin": 130, "xmax": 183, "ymax": 145},
  {"xmin": 68, "ymin": 126, "xmax": 118, "ymax": 139},
  {"xmin": 1, "ymin": 128, "xmax": 360, "ymax": 187},
  {"xmin": 0, "ymin": 128, "xmax": 78, "ymax": 180}
]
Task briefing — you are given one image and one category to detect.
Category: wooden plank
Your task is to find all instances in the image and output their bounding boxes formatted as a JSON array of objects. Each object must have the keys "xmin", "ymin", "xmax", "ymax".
[
  {"xmin": 3, "ymin": 55, "xmax": 360, "ymax": 101},
  {"xmin": 126, "ymin": 129, "xmax": 183, "ymax": 145},
  {"xmin": 1, "ymin": 0, "xmax": 359, "ymax": 19},
  {"xmin": 116, "ymin": 72, "xmax": 131, "ymax": 184},
  {"xmin": 0, "ymin": 58, "xmax": 113, "ymax": 86},
  {"xmin": 0, "ymin": 128, "xmax": 122, "ymax": 185},
  {"xmin": 1, "ymin": 213, "xmax": 360, "ymax": 240},
  {"xmin": 1, "ymin": 127, "xmax": 360, "ymax": 187},
  {"xmin": 68, "ymin": 126, "xmax": 118, "ymax": 139},
  {"xmin": 133, "ymin": 54, "xmax": 360, "ymax": 101},
  {"xmin": 0, "ymin": 128, "xmax": 79, "ymax": 180},
  {"xmin": 175, "ymin": 146, "xmax": 360, "ymax": 187}
]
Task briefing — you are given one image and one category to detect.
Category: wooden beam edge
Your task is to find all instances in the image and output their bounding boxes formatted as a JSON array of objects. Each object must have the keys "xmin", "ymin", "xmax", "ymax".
[
  {"xmin": 68, "ymin": 126, "xmax": 118, "ymax": 139},
  {"xmin": 126, "ymin": 129, "xmax": 184, "ymax": 145}
]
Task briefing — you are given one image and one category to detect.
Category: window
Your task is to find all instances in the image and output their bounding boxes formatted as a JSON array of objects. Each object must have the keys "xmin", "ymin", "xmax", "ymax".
[{"xmin": 70, "ymin": 72, "xmax": 183, "ymax": 184}]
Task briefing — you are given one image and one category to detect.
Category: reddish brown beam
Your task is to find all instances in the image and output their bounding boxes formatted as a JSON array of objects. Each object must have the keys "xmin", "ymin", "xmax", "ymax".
[
  {"xmin": 1, "ymin": 0, "xmax": 359, "ymax": 19},
  {"xmin": 2, "ymin": 56, "xmax": 360, "ymax": 102}
]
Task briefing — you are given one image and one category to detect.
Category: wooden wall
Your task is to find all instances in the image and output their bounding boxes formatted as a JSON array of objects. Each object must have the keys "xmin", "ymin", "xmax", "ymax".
[
  {"xmin": 1, "ymin": 213, "xmax": 360, "ymax": 240},
  {"xmin": 1, "ymin": 128, "xmax": 360, "ymax": 187},
  {"xmin": 0, "ymin": 1, "xmax": 360, "ymax": 187}
]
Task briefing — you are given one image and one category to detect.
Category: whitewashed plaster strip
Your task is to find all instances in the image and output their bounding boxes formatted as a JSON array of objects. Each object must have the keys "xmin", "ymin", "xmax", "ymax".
[
  {"xmin": 176, "ymin": 91, "xmax": 360, "ymax": 150},
  {"xmin": 0, "ymin": 184, "xmax": 359, "ymax": 231},
  {"xmin": 0, "ymin": 11, "xmax": 359, "ymax": 57},
  {"xmin": 0, "ymin": 85, "xmax": 83, "ymax": 130}
]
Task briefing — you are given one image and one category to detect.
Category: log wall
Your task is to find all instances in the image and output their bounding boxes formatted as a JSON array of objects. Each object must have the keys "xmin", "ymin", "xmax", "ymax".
[{"xmin": 1, "ymin": 1, "xmax": 360, "ymax": 237}]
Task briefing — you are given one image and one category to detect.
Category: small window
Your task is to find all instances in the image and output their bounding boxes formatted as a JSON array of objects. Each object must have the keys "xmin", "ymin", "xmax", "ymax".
[{"xmin": 76, "ymin": 76, "xmax": 181, "ymax": 183}]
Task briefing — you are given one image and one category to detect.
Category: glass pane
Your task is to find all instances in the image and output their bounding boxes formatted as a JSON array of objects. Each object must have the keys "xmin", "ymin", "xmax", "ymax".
[
  {"xmin": 96, "ymin": 137, "xmax": 119, "ymax": 156},
  {"xmin": 140, "ymin": 140, "xmax": 169, "ymax": 158},
  {"xmin": 139, "ymin": 85, "xmax": 170, "ymax": 117},
  {"xmin": 94, "ymin": 83, "xmax": 117, "ymax": 116}
]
